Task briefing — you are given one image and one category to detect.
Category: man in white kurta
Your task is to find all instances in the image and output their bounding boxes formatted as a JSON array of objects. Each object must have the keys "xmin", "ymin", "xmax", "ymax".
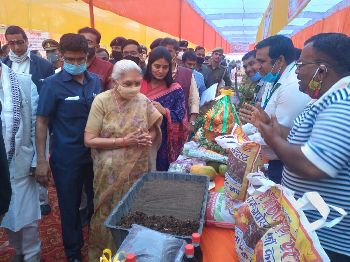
[{"xmin": 0, "ymin": 63, "xmax": 41, "ymax": 262}]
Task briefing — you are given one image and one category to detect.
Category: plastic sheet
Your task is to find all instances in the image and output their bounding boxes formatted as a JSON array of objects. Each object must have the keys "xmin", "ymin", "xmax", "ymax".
[{"xmin": 116, "ymin": 224, "xmax": 186, "ymax": 262}]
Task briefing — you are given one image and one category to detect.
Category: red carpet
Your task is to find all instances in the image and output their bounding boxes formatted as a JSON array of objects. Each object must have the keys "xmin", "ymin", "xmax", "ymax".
[{"xmin": 0, "ymin": 184, "xmax": 89, "ymax": 262}]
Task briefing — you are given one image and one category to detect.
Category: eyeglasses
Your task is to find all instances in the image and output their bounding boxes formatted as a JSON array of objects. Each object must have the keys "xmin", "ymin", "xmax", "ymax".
[
  {"xmin": 295, "ymin": 60, "xmax": 320, "ymax": 69},
  {"xmin": 8, "ymin": 40, "xmax": 26, "ymax": 46},
  {"xmin": 63, "ymin": 57, "xmax": 87, "ymax": 64},
  {"xmin": 123, "ymin": 51, "xmax": 139, "ymax": 56}
]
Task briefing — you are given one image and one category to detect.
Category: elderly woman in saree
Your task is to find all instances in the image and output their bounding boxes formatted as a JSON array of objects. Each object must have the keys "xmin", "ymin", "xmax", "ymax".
[
  {"xmin": 140, "ymin": 46, "xmax": 187, "ymax": 171},
  {"xmin": 84, "ymin": 59, "xmax": 162, "ymax": 260}
]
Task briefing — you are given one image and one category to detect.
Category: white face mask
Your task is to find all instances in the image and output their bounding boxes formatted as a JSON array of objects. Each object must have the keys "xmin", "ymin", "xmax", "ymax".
[
  {"xmin": 117, "ymin": 85, "xmax": 140, "ymax": 100},
  {"xmin": 177, "ymin": 51, "xmax": 184, "ymax": 61},
  {"xmin": 9, "ymin": 49, "xmax": 30, "ymax": 64}
]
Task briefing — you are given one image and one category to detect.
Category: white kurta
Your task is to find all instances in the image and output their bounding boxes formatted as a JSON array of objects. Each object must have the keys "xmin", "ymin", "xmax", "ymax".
[{"xmin": 0, "ymin": 65, "xmax": 40, "ymax": 232}]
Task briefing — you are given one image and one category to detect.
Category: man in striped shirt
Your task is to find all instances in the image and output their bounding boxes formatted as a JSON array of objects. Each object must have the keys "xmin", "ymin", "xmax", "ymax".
[{"xmin": 258, "ymin": 33, "xmax": 350, "ymax": 260}]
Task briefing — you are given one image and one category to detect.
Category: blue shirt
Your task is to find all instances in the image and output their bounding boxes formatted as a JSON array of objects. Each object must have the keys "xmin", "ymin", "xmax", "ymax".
[
  {"xmin": 36, "ymin": 69, "xmax": 101, "ymax": 167},
  {"xmin": 282, "ymin": 77, "xmax": 350, "ymax": 256},
  {"xmin": 193, "ymin": 69, "xmax": 206, "ymax": 98}
]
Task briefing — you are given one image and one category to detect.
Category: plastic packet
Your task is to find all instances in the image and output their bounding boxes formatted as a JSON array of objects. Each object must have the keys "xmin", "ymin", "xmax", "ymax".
[{"xmin": 116, "ymin": 224, "xmax": 186, "ymax": 262}]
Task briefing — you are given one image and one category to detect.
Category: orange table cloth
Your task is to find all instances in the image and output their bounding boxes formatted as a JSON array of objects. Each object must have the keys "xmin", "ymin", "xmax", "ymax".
[{"xmin": 201, "ymin": 176, "xmax": 239, "ymax": 262}]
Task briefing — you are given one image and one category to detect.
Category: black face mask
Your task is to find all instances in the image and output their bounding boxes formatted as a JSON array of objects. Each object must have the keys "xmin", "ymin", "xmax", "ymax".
[
  {"xmin": 124, "ymin": 55, "xmax": 140, "ymax": 65},
  {"xmin": 111, "ymin": 51, "xmax": 123, "ymax": 61},
  {"xmin": 88, "ymin": 47, "xmax": 96, "ymax": 58},
  {"xmin": 197, "ymin": 56, "xmax": 205, "ymax": 65}
]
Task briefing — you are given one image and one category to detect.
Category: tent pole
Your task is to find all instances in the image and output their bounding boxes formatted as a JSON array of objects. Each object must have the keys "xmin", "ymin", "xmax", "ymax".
[
  {"xmin": 89, "ymin": 0, "xmax": 95, "ymax": 28},
  {"xmin": 179, "ymin": 0, "xmax": 183, "ymax": 41}
]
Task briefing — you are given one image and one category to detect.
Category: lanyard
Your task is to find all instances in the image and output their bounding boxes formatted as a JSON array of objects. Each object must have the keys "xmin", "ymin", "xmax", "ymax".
[{"xmin": 262, "ymin": 82, "xmax": 281, "ymax": 109}]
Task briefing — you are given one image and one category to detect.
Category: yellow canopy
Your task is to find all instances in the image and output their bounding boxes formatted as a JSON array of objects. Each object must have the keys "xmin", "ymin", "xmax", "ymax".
[{"xmin": 0, "ymin": 0, "xmax": 191, "ymax": 50}]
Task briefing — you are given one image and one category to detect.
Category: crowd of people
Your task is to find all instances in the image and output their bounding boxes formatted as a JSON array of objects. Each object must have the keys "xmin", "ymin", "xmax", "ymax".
[{"xmin": 0, "ymin": 24, "xmax": 349, "ymax": 262}]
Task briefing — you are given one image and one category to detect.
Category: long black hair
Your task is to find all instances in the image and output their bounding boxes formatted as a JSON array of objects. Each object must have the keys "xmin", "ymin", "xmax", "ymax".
[{"xmin": 143, "ymin": 46, "xmax": 174, "ymax": 87}]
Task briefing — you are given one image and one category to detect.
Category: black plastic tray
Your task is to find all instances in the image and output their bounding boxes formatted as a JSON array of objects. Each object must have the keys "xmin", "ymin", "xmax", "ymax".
[{"xmin": 104, "ymin": 172, "xmax": 209, "ymax": 248}]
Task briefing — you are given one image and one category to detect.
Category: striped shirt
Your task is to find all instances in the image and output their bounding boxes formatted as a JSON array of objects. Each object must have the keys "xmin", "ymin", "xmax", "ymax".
[{"xmin": 282, "ymin": 76, "xmax": 350, "ymax": 256}]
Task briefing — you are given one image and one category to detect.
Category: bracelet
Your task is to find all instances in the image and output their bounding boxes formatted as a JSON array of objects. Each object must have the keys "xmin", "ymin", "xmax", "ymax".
[
  {"xmin": 122, "ymin": 138, "xmax": 127, "ymax": 147},
  {"xmin": 113, "ymin": 138, "xmax": 116, "ymax": 146}
]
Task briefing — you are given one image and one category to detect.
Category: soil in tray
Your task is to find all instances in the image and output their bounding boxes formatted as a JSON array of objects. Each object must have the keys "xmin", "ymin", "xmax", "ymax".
[
  {"xmin": 119, "ymin": 179, "xmax": 206, "ymax": 236},
  {"xmin": 120, "ymin": 211, "xmax": 199, "ymax": 236}
]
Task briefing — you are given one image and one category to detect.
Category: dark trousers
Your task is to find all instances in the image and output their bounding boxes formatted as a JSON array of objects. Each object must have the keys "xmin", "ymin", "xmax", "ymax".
[
  {"xmin": 267, "ymin": 160, "xmax": 284, "ymax": 184},
  {"xmin": 51, "ymin": 161, "xmax": 94, "ymax": 259},
  {"xmin": 325, "ymin": 249, "xmax": 350, "ymax": 262}
]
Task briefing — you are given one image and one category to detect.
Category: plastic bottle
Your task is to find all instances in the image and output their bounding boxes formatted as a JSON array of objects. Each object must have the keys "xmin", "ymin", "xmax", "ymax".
[
  {"xmin": 125, "ymin": 253, "xmax": 136, "ymax": 262},
  {"xmin": 184, "ymin": 244, "xmax": 195, "ymax": 262},
  {"xmin": 192, "ymin": 233, "xmax": 203, "ymax": 262}
]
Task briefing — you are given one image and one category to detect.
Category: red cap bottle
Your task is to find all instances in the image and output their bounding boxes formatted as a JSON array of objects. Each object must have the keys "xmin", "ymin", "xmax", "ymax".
[
  {"xmin": 125, "ymin": 253, "xmax": 136, "ymax": 262},
  {"xmin": 192, "ymin": 232, "xmax": 203, "ymax": 262},
  {"xmin": 185, "ymin": 244, "xmax": 194, "ymax": 258},
  {"xmin": 192, "ymin": 233, "xmax": 201, "ymax": 245}
]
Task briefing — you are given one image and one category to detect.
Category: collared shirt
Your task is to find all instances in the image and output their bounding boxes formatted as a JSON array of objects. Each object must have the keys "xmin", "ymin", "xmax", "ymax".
[
  {"xmin": 261, "ymin": 63, "xmax": 310, "ymax": 128},
  {"xmin": 192, "ymin": 69, "xmax": 206, "ymax": 98},
  {"xmin": 282, "ymin": 76, "xmax": 350, "ymax": 256},
  {"xmin": 11, "ymin": 52, "xmax": 30, "ymax": 74},
  {"xmin": 88, "ymin": 56, "xmax": 113, "ymax": 91},
  {"xmin": 204, "ymin": 63, "xmax": 232, "ymax": 88},
  {"xmin": 173, "ymin": 64, "xmax": 199, "ymax": 114},
  {"xmin": 36, "ymin": 69, "xmax": 101, "ymax": 166}
]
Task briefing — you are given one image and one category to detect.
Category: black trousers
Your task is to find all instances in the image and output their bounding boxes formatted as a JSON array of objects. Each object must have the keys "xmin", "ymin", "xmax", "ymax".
[
  {"xmin": 51, "ymin": 160, "xmax": 94, "ymax": 259},
  {"xmin": 267, "ymin": 160, "xmax": 284, "ymax": 184}
]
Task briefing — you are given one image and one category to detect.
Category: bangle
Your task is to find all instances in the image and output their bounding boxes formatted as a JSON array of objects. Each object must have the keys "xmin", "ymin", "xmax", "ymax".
[{"xmin": 113, "ymin": 138, "xmax": 116, "ymax": 146}]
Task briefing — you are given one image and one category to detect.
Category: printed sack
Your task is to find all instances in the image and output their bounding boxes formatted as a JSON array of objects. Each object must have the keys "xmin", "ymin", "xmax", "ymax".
[
  {"xmin": 234, "ymin": 173, "xmax": 347, "ymax": 262},
  {"xmin": 205, "ymin": 192, "xmax": 235, "ymax": 228}
]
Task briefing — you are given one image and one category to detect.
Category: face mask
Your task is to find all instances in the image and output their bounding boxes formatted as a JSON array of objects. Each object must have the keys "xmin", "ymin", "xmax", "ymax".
[
  {"xmin": 63, "ymin": 61, "xmax": 87, "ymax": 75},
  {"xmin": 47, "ymin": 53, "xmax": 59, "ymax": 64},
  {"xmin": 87, "ymin": 47, "xmax": 96, "ymax": 58},
  {"xmin": 249, "ymin": 71, "xmax": 262, "ymax": 82},
  {"xmin": 124, "ymin": 55, "xmax": 140, "ymax": 65},
  {"xmin": 117, "ymin": 85, "xmax": 140, "ymax": 100},
  {"xmin": 9, "ymin": 49, "xmax": 29, "ymax": 64},
  {"xmin": 197, "ymin": 56, "xmax": 205, "ymax": 65},
  {"xmin": 112, "ymin": 51, "xmax": 123, "ymax": 61},
  {"xmin": 262, "ymin": 61, "xmax": 281, "ymax": 83},
  {"xmin": 306, "ymin": 68, "xmax": 322, "ymax": 99},
  {"xmin": 177, "ymin": 51, "xmax": 184, "ymax": 61}
]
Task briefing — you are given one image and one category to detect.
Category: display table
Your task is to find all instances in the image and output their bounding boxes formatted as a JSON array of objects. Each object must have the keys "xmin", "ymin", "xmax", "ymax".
[{"xmin": 201, "ymin": 176, "xmax": 239, "ymax": 262}]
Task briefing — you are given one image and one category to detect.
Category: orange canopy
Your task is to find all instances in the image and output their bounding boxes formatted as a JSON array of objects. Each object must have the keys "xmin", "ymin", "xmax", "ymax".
[
  {"xmin": 82, "ymin": 0, "xmax": 231, "ymax": 53},
  {"xmin": 292, "ymin": 6, "xmax": 350, "ymax": 48}
]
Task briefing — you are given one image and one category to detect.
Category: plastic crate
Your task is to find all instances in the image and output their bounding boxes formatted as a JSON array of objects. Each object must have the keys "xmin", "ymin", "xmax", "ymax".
[{"xmin": 105, "ymin": 172, "xmax": 209, "ymax": 248}]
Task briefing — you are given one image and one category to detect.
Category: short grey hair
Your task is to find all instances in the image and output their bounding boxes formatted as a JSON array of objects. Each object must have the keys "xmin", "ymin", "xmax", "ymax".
[{"xmin": 111, "ymin": 59, "xmax": 142, "ymax": 80}]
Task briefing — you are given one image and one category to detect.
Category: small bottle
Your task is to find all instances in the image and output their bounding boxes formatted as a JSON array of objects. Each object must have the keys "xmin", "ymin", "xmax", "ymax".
[
  {"xmin": 184, "ymin": 244, "xmax": 195, "ymax": 261},
  {"xmin": 192, "ymin": 233, "xmax": 203, "ymax": 262},
  {"xmin": 125, "ymin": 253, "xmax": 136, "ymax": 262}
]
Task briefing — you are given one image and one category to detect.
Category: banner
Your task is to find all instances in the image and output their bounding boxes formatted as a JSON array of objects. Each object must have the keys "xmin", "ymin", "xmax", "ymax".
[
  {"xmin": 0, "ymin": 24, "xmax": 51, "ymax": 51},
  {"xmin": 288, "ymin": 0, "xmax": 311, "ymax": 20},
  {"xmin": 231, "ymin": 42, "xmax": 250, "ymax": 53},
  {"xmin": 262, "ymin": 3, "xmax": 273, "ymax": 39}
]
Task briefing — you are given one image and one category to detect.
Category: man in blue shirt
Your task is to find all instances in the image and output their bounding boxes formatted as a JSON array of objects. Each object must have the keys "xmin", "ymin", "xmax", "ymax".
[
  {"xmin": 182, "ymin": 50, "xmax": 206, "ymax": 98},
  {"xmin": 35, "ymin": 33, "xmax": 101, "ymax": 262}
]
